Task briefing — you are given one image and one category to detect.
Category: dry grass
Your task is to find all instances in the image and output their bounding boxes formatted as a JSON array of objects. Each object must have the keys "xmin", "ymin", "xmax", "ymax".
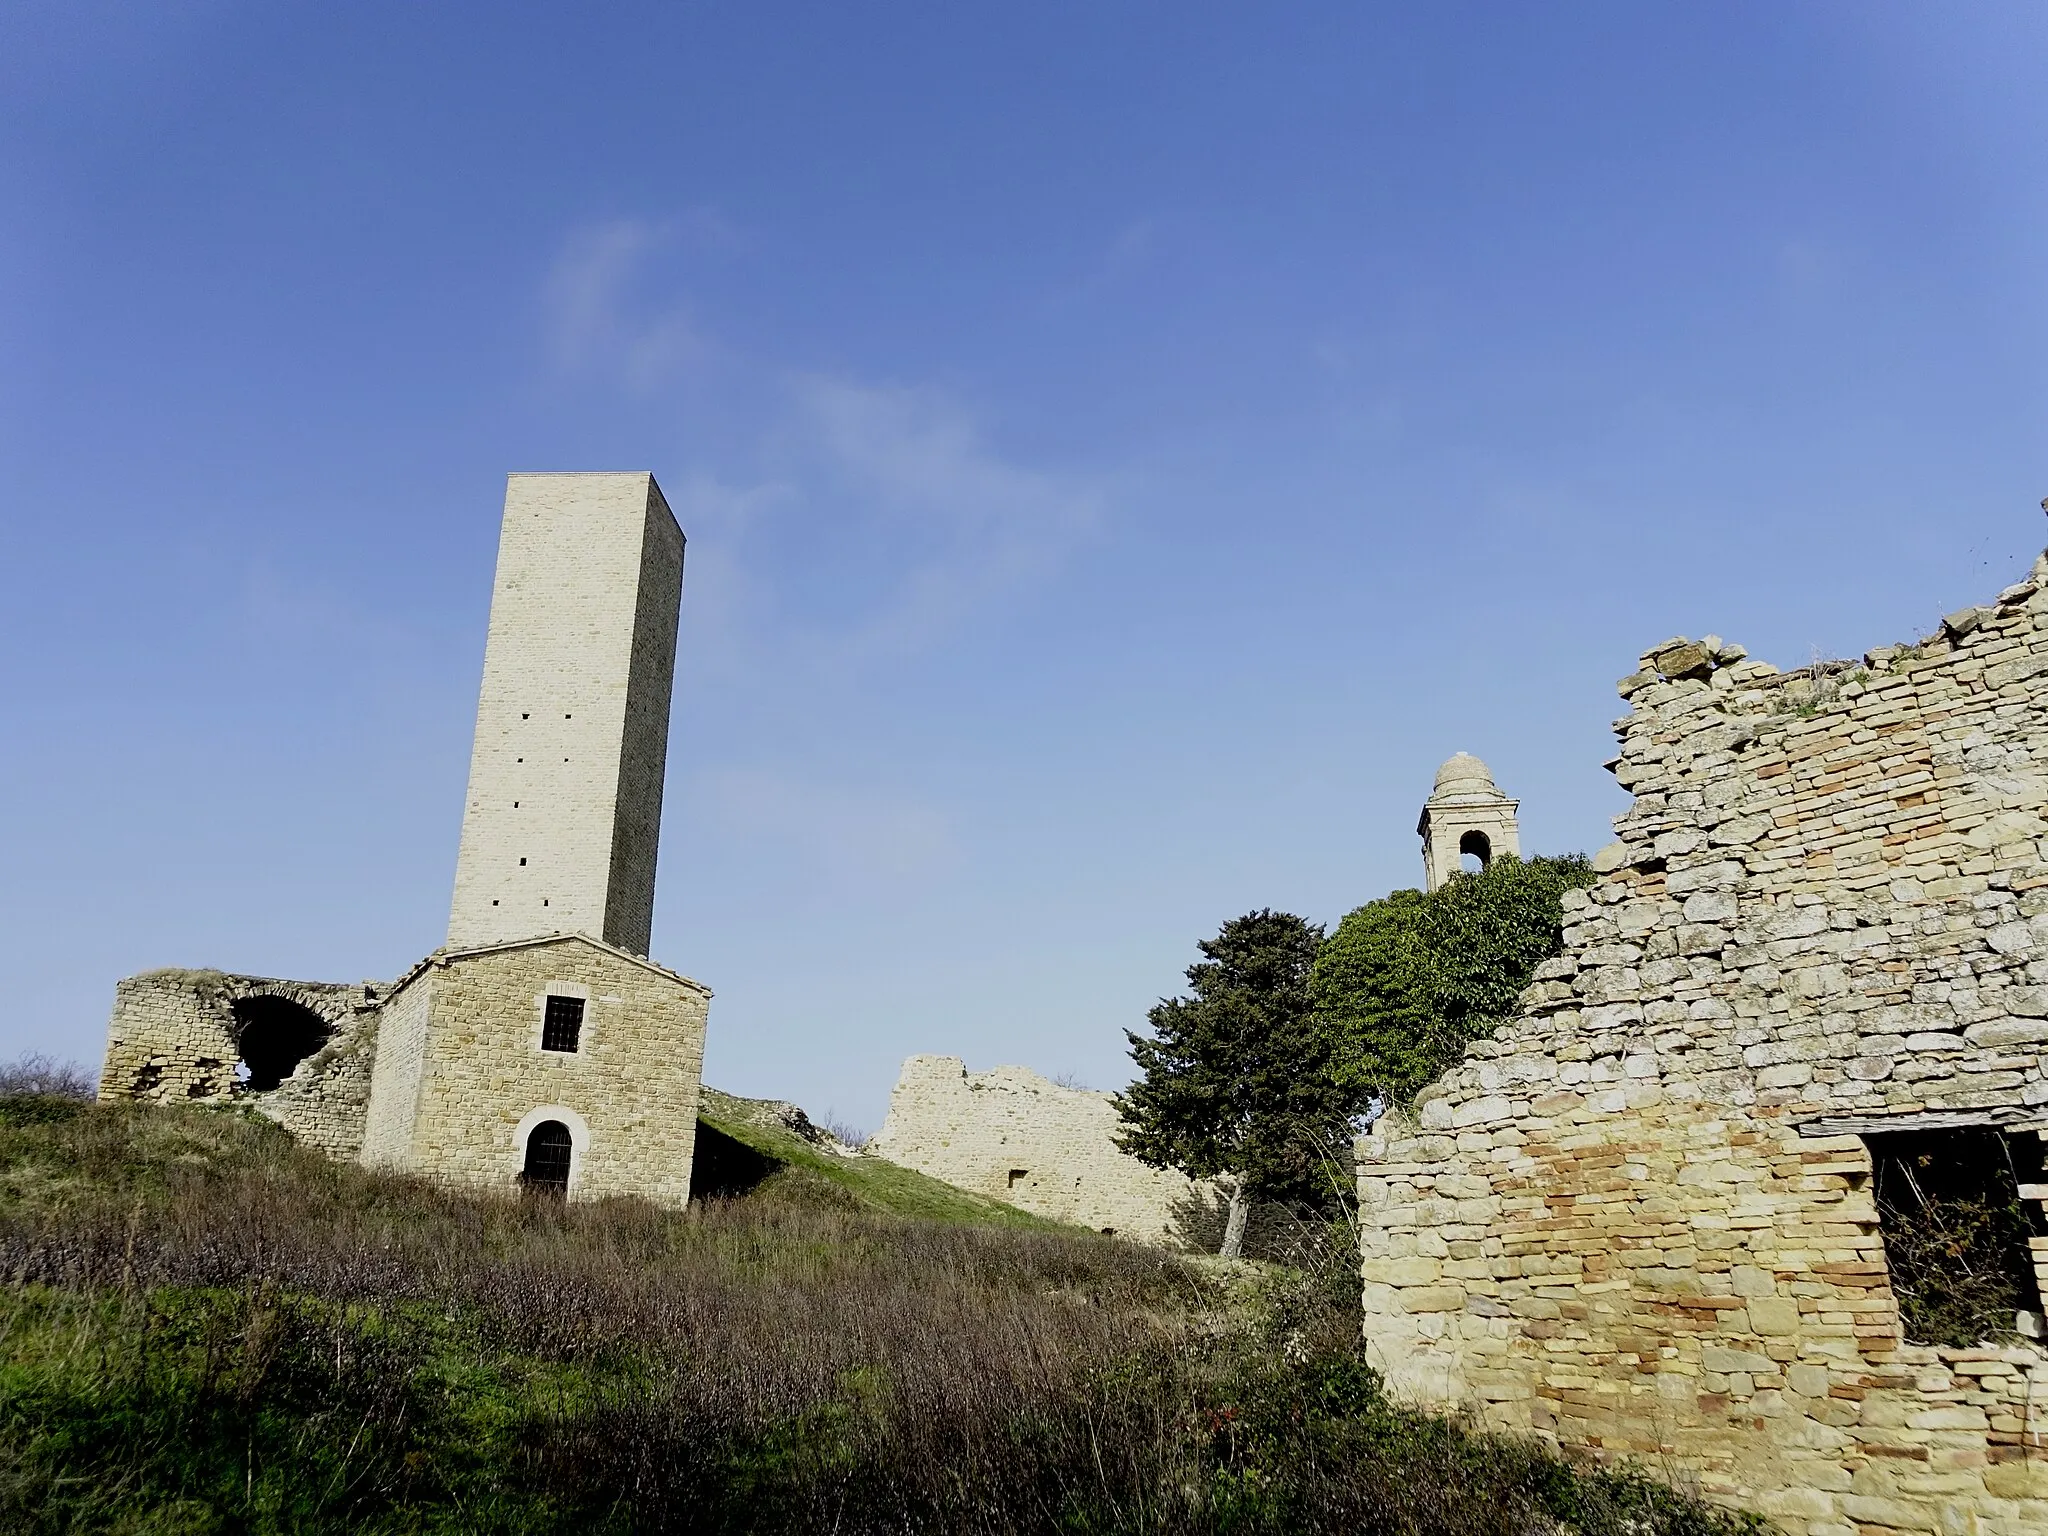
[{"xmin": 0, "ymin": 1087, "xmax": 1763, "ymax": 1535}]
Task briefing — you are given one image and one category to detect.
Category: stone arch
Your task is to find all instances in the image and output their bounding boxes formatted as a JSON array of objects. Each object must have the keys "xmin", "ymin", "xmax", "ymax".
[
  {"xmin": 514, "ymin": 1104, "xmax": 590, "ymax": 1199},
  {"xmin": 100, "ymin": 969, "xmax": 381, "ymax": 1158},
  {"xmin": 1416, "ymin": 752, "xmax": 1520, "ymax": 892},
  {"xmin": 231, "ymin": 994, "xmax": 334, "ymax": 1091}
]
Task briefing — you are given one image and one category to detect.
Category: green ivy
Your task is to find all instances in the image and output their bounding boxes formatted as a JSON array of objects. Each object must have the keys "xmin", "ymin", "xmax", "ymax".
[{"xmin": 1312, "ymin": 854, "xmax": 1594, "ymax": 1106}]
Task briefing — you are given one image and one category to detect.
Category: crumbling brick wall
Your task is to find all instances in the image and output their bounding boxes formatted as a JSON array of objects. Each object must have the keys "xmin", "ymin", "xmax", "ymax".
[
  {"xmin": 1357, "ymin": 554, "xmax": 2048, "ymax": 1535},
  {"xmin": 870, "ymin": 1055, "xmax": 1225, "ymax": 1247},
  {"xmin": 100, "ymin": 969, "xmax": 381, "ymax": 1158}
]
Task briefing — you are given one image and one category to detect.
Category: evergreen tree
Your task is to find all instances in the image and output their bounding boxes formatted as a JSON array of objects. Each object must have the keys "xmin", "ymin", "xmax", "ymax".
[{"xmin": 1114, "ymin": 910, "xmax": 1357, "ymax": 1257}]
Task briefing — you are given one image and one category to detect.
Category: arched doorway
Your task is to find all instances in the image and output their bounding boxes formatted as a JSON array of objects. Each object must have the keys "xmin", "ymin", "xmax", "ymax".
[
  {"xmin": 231, "ymin": 996, "xmax": 334, "ymax": 1092},
  {"xmin": 521, "ymin": 1120, "xmax": 574, "ymax": 1196},
  {"xmin": 1458, "ymin": 828, "xmax": 1492, "ymax": 875}
]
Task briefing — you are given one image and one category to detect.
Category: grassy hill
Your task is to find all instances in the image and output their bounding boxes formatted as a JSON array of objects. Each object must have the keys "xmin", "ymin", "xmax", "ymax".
[
  {"xmin": 0, "ymin": 1088, "xmax": 1760, "ymax": 1536},
  {"xmin": 693, "ymin": 1086, "xmax": 1058, "ymax": 1226}
]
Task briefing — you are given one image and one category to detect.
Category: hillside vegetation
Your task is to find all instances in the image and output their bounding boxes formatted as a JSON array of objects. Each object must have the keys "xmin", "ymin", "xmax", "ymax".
[
  {"xmin": 0, "ymin": 1090, "xmax": 1759, "ymax": 1535},
  {"xmin": 1312, "ymin": 854, "xmax": 1598, "ymax": 1105},
  {"xmin": 693, "ymin": 1087, "xmax": 1053, "ymax": 1225}
]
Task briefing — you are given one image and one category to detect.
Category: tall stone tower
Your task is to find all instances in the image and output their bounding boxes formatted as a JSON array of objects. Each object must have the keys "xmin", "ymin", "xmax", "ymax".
[
  {"xmin": 102, "ymin": 469, "xmax": 711, "ymax": 1210},
  {"xmin": 447, "ymin": 473, "xmax": 685, "ymax": 956},
  {"xmin": 1417, "ymin": 752, "xmax": 1520, "ymax": 892}
]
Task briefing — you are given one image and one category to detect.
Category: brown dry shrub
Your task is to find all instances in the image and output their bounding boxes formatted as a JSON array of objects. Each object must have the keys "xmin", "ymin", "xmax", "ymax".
[{"xmin": 0, "ymin": 1098, "xmax": 1761, "ymax": 1535}]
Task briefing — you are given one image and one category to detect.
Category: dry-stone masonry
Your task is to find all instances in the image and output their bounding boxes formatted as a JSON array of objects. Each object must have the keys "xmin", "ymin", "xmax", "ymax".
[
  {"xmin": 871, "ymin": 1055, "xmax": 1225, "ymax": 1246},
  {"xmin": 101, "ymin": 970, "xmax": 380, "ymax": 1158},
  {"xmin": 101, "ymin": 473, "xmax": 712, "ymax": 1208},
  {"xmin": 1358, "ymin": 554, "xmax": 2048, "ymax": 1536}
]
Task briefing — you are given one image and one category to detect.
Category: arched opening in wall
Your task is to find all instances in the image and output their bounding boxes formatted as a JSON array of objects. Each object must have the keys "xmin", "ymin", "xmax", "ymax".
[
  {"xmin": 1459, "ymin": 829, "xmax": 1492, "ymax": 875},
  {"xmin": 231, "ymin": 996, "xmax": 333, "ymax": 1092},
  {"xmin": 522, "ymin": 1121, "xmax": 574, "ymax": 1197}
]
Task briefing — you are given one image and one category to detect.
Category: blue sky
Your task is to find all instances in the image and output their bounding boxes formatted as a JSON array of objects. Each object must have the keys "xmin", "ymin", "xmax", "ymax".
[{"xmin": 3, "ymin": 3, "xmax": 2045, "ymax": 1130}]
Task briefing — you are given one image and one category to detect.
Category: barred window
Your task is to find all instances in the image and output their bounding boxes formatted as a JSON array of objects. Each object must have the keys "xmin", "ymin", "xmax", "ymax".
[{"xmin": 541, "ymin": 994, "xmax": 585, "ymax": 1053}]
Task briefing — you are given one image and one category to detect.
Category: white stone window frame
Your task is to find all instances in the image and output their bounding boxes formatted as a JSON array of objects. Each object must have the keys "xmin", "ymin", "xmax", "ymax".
[
  {"xmin": 534, "ymin": 981, "xmax": 593, "ymax": 1056},
  {"xmin": 514, "ymin": 1104, "xmax": 591, "ymax": 1200}
]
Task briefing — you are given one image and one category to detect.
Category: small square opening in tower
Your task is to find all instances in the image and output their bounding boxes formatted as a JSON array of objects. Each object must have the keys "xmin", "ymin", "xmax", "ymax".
[{"xmin": 541, "ymin": 995, "xmax": 585, "ymax": 1054}]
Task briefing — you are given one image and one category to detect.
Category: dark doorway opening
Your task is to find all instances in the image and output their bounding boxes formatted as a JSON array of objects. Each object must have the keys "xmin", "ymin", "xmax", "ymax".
[
  {"xmin": 1459, "ymin": 829, "xmax": 1492, "ymax": 875},
  {"xmin": 232, "ymin": 997, "xmax": 333, "ymax": 1092},
  {"xmin": 521, "ymin": 1121, "xmax": 574, "ymax": 1196},
  {"xmin": 1865, "ymin": 1126, "xmax": 2046, "ymax": 1346}
]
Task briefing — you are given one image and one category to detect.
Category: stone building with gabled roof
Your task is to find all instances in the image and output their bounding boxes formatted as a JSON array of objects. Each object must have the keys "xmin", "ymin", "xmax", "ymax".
[
  {"xmin": 100, "ymin": 473, "xmax": 713, "ymax": 1207},
  {"xmin": 1358, "ymin": 555, "xmax": 2048, "ymax": 1535},
  {"xmin": 360, "ymin": 932, "xmax": 708, "ymax": 1205}
]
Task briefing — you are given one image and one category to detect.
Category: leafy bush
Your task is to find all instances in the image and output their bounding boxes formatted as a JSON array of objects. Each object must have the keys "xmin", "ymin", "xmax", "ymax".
[
  {"xmin": 0, "ymin": 1099, "xmax": 1762, "ymax": 1535},
  {"xmin": 1880, "ymin": 1192, "xmax": 2037, "ymax": 1347},
  {"xmin": 1312, "ymin": 855, "xmax": 1595, "ymax": 1104}
]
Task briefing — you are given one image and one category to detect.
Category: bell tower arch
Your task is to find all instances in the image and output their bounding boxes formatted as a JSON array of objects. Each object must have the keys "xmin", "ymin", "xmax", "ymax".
[{"xmin": 1417, "ymin": 753, "xmax": 1520, "ymax": 892}]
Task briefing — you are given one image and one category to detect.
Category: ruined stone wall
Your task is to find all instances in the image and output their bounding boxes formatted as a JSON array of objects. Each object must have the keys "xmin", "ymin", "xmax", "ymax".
[
  {"xmin": 1356, "ymin": 554, "xmax": 2048, "ymax": 1536},
  {"xmin": 362, "ymin": 936, "xmax": 709, "ymax": 1206},
  {"xmin": 250, "ymin": 1003, "xmax": 380, "ymax": 1159},
  {"xmin": 870, "ymin": 1055, "xmax": 1223, "ymax": 1246},
  {"xmin": 100, "ymin": 969, "xmax": 381, "ymax": 1157}
]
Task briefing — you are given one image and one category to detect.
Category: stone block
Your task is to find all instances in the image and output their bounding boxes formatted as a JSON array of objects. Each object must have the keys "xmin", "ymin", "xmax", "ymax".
[
  {"xmin": 1962, "ymin": 1019, "xmax": 2048, "ymax": 1049},
  {"xmin": 1363, "ymin": 1256, "xmax": 1442, "ymax": 1287},
  {"xmin": 1399, "ymin": 1287, "xmax": 1468, "ymax": 1314},
  {"xmin": 1983, "ymin": 1461, "xmax": 2048, "ymax": 1498},
  {"xmin": 1748, "ymin": 1298, "xmax": 1802, "ymax": 1335},
  {"xmin": 1685, "ymin": 890, "xmax": 1741, "ymax": 923},
  {"xmin": 1786, "ymin": 1363, "xmax": 1832, "ymax": 1397},
  {"xmin": 1703, "ymin": 1346, "xmax": 1775, "ymax": 1374}
]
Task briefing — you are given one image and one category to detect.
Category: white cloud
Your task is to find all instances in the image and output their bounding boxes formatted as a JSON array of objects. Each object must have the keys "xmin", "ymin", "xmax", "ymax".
[
  {"xmin": 543, "ymin": 216, "xmax": 731, "ymax": 388},
  {"xmin": 538, "ymin": 219, "xmax": 1109, "ymax": 663},
  {"xmin": 784, "ymin": 375, "xmax": 1104, "ymax": 655}
]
